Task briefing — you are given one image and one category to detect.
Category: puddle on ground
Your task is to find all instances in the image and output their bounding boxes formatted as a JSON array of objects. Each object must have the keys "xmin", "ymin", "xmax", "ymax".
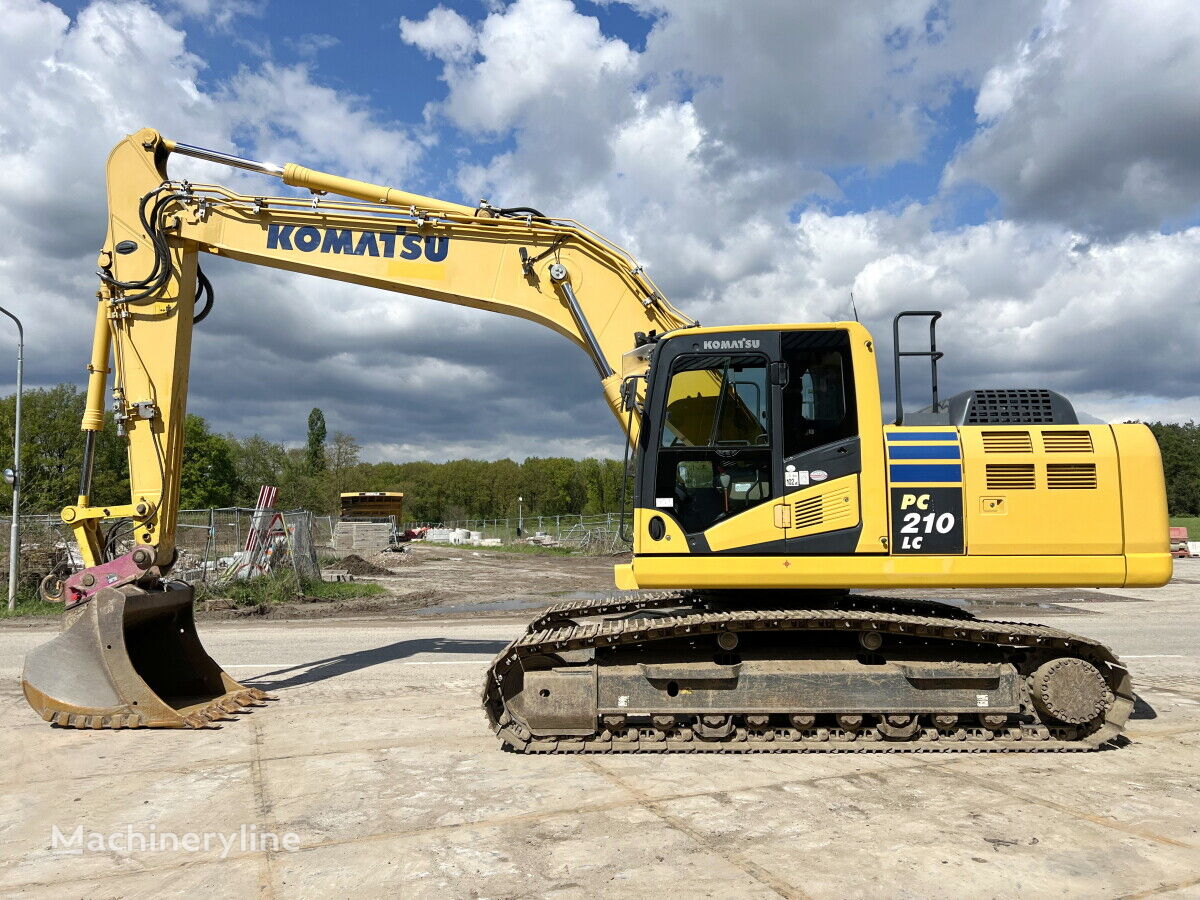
[{"xmin": 413, "ymin": 596, "xmax": 548, "ymax": 616}]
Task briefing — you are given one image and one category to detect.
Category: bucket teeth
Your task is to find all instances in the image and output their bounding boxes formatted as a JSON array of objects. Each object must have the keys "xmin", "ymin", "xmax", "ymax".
[{"xmin": 47, "ymin": 711, "xmax": 146, "ymax": 729}]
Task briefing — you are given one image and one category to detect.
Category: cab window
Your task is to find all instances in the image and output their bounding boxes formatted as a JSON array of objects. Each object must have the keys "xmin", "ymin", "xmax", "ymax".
[
  {"xmin": 656, "ymin": 354, "xmax": 773, "ymax": 534},
  {"xmin": 660, "ymin": 355, "xmax": 769, "ymax": 448},
  {"xmin": 781, "ymin": 331, "xmax": 857, "ymax": 458}
]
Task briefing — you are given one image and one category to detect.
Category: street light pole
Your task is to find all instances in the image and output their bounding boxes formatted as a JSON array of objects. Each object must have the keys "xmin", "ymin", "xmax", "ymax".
[
  {"xmin": 0, "ymin": 307, "xmax": 23, "ymax": 611},
  {"xmin": 517, "ymin": 496, "xmax": 523, "ymax": 538}
]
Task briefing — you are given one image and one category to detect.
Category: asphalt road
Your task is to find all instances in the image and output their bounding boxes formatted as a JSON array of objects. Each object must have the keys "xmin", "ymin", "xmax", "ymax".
[{"xmin": 1, "ymin": 562, "xmax": 1198, "ymax": 898}]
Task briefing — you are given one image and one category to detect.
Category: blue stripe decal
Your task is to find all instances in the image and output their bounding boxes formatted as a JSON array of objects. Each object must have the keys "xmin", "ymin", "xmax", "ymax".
[
  {"xmin": 886, "ymin": 432, "xmax": 958, "ymax": 442},
  {"xmin": 888, "ymin": 445, "xmax": 961, "ymax": 460},
  {"xmin": 889, "ymin": 464, "xmax": 962, "ymax": 483}
]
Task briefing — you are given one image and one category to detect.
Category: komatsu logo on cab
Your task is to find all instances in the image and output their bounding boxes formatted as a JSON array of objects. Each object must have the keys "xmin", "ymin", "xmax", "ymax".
[
  {"xmin": 702, "ymin": 338, "xmax": 760, "ymax": 350},
  {"xmin": 266, "ymin": 224, "xmax": 449, "ymax": 262}
]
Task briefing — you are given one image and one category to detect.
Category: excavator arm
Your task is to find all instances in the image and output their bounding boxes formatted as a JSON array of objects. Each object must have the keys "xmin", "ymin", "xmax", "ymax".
[
  {"xmin": 69, "ymin": 128, "xmax": 694, "ymax": 579},
  {"xmin": 22, "ymin": 126, "xmax": 696, "ymax": 729}
]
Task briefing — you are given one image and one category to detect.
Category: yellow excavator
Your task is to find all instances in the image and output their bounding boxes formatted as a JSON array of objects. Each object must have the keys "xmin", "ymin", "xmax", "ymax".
[{"xmin": 22, "ymin": 129, "xmax": 1170, "ymax": 751}]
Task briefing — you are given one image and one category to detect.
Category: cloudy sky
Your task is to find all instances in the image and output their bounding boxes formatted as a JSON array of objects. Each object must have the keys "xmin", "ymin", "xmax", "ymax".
[{"xmin": 1, "ymin": 0, "xmax": 1197, "ymax": 461}]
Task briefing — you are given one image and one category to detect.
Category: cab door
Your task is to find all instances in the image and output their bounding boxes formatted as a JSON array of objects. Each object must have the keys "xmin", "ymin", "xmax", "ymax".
[
  {"xmin": 778, "ymin": 329, "xmax": 864, "ymax": 554},
  {"xmin": 640, "ymin": 331, "xmax": 786, "ymax": 554}
]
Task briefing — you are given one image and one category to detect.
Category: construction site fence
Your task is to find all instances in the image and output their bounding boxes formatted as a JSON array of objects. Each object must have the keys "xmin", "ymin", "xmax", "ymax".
[
  {"xmin": 0, "ymin": 509, "xmax": 631, "ymax": 591},
  {"xmin": 0, "ymin": 508, "xmax": 342, "ymax": 586},
  {"xmin": 409, "ymin": 512, "xmax": 632, "ymax": 554}
]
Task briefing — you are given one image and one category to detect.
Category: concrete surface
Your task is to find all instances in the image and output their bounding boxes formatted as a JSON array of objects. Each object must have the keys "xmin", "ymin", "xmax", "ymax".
[{"xmin": 1, "ymin": 561, "xmax": 1199, "ymax": 898}]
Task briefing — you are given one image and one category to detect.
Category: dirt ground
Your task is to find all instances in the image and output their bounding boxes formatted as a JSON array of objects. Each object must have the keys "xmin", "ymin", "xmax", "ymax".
[{"xmin": 198, "ymin": 543, "xmax": 622, "ymax": 620}]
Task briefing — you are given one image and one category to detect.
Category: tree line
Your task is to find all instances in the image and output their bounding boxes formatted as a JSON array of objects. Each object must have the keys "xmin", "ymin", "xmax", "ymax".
[
  {"xmin": 1146, "ymin": 422, "xmax": 1200, "ymax": 517},
  {"xmin": 0, "ymin": 385, "xmax": 1195, "ymax": 521},
  {"xmin": 0, "ymin": 385, "xmax": 627, "ymax": 521}
]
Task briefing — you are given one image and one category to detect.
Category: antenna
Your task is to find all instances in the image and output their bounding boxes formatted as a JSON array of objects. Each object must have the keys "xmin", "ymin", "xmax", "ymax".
[{"xmin": 849, "ymin": 291, "xmax": 860, "ymax": 323}]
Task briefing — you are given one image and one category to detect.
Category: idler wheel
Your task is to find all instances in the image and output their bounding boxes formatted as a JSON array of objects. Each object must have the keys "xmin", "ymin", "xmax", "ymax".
[{"xmin": 1029, "ymin": 658, "xmax": 1110, "ymax": 725}]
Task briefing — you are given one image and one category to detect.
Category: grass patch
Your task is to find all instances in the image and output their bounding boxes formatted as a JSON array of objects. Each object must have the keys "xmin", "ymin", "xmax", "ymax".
[
  {"xmin": 0, "ymin": 571, "xmax": 388, "ymax": 617},
  {"xmin": 197, "ymin": 569, "xmax": 387, "ymax": 606},
  {"xmin": 1170, "ymin": 516, "xmax": 1199, "ymax": 537},
  {"xmin": 422, "ymin": 540, "xmax": 576, "ymax": 556},
  {"xmin": 0, "ymin": 587, "xmax": 62, "ymax": 619}
]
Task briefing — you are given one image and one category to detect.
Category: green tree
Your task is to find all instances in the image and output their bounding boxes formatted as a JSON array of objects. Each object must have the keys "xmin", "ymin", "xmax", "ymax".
[
  {"xmin": 0, "ymin": 384, "xmax": 127, "ymax": 513},
  {"xmin": 1147, "ymin": 421, "xmax": 1200, "ymax": 515},
  {"xmin": 279, "ymin": 447, "xmax": 330, "ymax": 514},
  {"xmin": 228, "ymin": 434, "xmax": 287, "ymax": 507},
  {"xmin": 326, "ymin": 431, "xmax": 361, "ymax": 505},
  {"xmin": 306, "ymin": 408, "xmax": 327, "ymax": 474},
  {"xmin": 179, "ymin": 415, "xmax": 239, "ymax": 508}
]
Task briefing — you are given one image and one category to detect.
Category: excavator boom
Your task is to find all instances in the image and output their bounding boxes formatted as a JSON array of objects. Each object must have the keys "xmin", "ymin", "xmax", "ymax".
[{"xmin": 23, "ymin": 127, "xmax": 694, "ymax": 728}]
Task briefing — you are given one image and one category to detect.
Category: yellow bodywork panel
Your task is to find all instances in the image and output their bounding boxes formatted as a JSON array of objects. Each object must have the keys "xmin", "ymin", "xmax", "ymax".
[
  {"xmin": 785, "ymin": 476, "xmax": 860, "ymax": 537},
  {"xmin": 1113, "ymin": 424, "xmax": 1172, "ymax": 586},
  {"xmin": 699, "ymin": 475, "xmax": 860, "ymax": 552},
  {"xmin": 1113, "ymin": 424, "xmax": 1170, "ymax": 556},
  {"xmin": 623, "ymin": 553, "xmax": 1131, "ymax": 590},
  {"xmin": 845, "ymin": 327, "xmax": 888, "ymax": 553},
  {"xmin": 696, "ymin": 489, "xmax": 781, "ymax": 553},
  {"xmin": 960, "ymin": 426, "xmax": 1122, "ymax": 556},
  {"xmin": 633, "ymin": 507, "xmax": 690, "ymax": 554}
]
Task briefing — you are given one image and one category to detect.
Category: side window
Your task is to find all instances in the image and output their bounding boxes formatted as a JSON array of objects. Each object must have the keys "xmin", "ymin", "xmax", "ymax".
[
  {"xmin": 656, "ymin": 354, "xmax": 773, "ymax": 533},
  {"xmin": 781, "ymin": 331, "xmax": 857, "ymax": 458}
]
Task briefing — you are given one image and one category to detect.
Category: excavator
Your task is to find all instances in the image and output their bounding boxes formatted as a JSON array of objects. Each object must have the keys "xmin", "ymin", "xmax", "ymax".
[{"xmin": 22, "ymin": 128, "xmax": 1170, "ymax": 752}]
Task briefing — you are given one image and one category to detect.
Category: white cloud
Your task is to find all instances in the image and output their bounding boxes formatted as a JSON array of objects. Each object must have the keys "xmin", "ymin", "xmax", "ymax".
[
  {"xmin": 219, "ymin": 63, "xmax": 422, "ymax": 183},
  {"xmin": 946, "ymin": 0, "xmax": 1200, "ymax": 236},
  {"xmin": 764, "ymin": 211, "xmax": 1199, "ymax": 423},
  {"xmin": 628, "ymin": 0, "xmax": 1044, "ymax": 170},
  {"xmin": 404, "ymin": 0, "xmax": 637, "ymax": 136},
  {"xmin": 162, "ymin": 0, "xmax": 266, "ymax": 32},
  {"xmin": 399, "ymin": 6, "xmax": 477, "ymax": 64}
]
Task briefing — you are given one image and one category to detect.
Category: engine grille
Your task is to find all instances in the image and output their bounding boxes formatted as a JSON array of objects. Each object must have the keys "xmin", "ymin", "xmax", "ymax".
[
  {"xmin": 986, "ymin": 464, "xmax": 1036, "ymax": 490},
  {"xmin": 965, "ymin": 390, "xmax": 1056, "ymax": 425},
  {"xmin": 1047, "ymin": 463, "xmax": 1098, "ymax": 489},
  {"xmin": 981, "ymin": 430, "xmax": 1033, "ymax": 453},
  {"xmin": 1043, "ymin": 431, "xmax": 1094, "ymax": 453}
]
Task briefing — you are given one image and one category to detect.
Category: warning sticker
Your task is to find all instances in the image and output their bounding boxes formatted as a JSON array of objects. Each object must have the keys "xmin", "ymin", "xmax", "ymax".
[{"xmin": 784, "ymin": 466, "xmax": 809, "ymax": 488}]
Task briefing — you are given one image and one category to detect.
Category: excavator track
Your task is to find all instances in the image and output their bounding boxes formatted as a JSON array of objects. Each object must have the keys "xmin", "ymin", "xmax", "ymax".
[
  {"xmin": 527, "ymin": 591, "xmax": 973, "ymax": 633},
  {"xmin": 483, "ymin": 601, "xmax": 1133, "ymax": 753},
  {"xmin": 528, "ymin": 592, "xmax": 703, "ymax": 632}
]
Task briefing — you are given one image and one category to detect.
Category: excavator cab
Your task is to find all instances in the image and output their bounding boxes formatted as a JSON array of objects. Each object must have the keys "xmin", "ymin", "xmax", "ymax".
[{"xmin": 629, "ymin": 324, "xmax": 876, "ymax": 559}]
